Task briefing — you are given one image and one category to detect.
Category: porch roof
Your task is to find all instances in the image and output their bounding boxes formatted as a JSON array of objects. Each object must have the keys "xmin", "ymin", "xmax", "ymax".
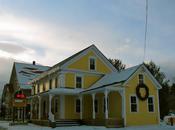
[
  {"xmin": 83, "ymin": 64, "xmax": 141, "ymax": 92},
  {"xmin": 43, "ymin": 87, "xmax": 84, "ymax": 95}
]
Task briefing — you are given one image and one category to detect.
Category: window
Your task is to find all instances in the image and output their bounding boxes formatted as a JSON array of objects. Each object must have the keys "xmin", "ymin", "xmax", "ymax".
[
  {"xmin": 95, "ymin": 99, "xmax": 98, "ymax": 113},
  {"xmin": 43, "ymin": 101, "xmax": 46, "ymax": 115},
  {"xmin": 55, "ymin": 99, "xmax": 58, "ymax": 113},
  {"xmin": 43, "ymin": 83, "xmax": 46, "ymax": 92},
  {"xmin": 148, "ymin": 97, "xmax": 154, "ymax": 112},
  {"xmin": 55, "ymin": 77, "xmax": 58, "ymax": 88},
  {"xmin": 49, "ymin": 79, "xmax": 52, "ymax": 89},
  {"xmin": 37, "ymin": 84, "xmax": 40, "ymax": 93},
  {"xmin": 130, "ymin": 96, "xmax": 138, "ymax": 112},
  {"xmin": 89, "ymin": 58, "xmax": 96, "ymax": 70},
  {"xmin": 139, "ymin": 74, "xmax": 144, "ymax": 84},
  {"xmin": 76, "ymin": 99, "xmax": 81, "ymax": 113},
  {"xmin": 76, "ymin": 76, "xmax": 82, "ymax": 88}
]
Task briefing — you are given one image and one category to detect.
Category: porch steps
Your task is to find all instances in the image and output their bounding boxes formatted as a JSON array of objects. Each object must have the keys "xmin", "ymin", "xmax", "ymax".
[{"xmin": 55, "ymin": 119, "xmax": 81, "ymax": 127}]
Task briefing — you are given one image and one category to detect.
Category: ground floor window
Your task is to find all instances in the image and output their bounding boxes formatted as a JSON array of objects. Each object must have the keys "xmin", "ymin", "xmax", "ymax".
[
  {"xmin": 55, "ymin": 99, "xmax": 58, "ymax": 113},
  {"xmin": 76, "ymin": 99, "xmax": 81, "ymax": 113},
  {"xmin": 130, "ymin": 95, "xmax": 138, "ymax": 112},
  {"xmin": 148, "ymin": 96, "xmax": 154, "ymax": 112},
  {"xmin": 95, "ymin": 99, "xmax": 98, "ymax": 113},
  {"xmin": 43, "ymin": 101, "xmax": 46, "ymax": 115}
]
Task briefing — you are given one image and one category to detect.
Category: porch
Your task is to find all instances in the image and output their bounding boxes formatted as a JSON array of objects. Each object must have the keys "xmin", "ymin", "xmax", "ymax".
[{"xmin": 30, "ymin": 84, "xmax": 125, "ymax": 127}]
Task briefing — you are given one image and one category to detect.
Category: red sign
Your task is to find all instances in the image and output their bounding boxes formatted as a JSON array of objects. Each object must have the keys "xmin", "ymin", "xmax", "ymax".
[
  {"xmin": 15, "ymin": 94, "xmax": 26, "ymax": 99},
  {"xmin": 14, "ymin": 91, "xmax": 26, "ymax": 99}
]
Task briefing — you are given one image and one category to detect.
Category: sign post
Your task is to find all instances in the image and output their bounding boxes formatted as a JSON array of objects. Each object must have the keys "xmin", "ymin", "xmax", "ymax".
[{"xmin": 12, "ymin": 90, "xmax": 27, "ymax": 123}]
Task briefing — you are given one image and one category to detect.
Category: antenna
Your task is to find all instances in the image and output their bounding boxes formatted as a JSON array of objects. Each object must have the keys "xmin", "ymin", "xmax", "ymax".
[{"xmin": 143, "ymin": 0, "xmax": 148, "ymax": 62}]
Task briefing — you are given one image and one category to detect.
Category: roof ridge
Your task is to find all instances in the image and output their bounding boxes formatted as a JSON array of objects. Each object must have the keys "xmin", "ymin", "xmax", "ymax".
[{"xmin": 48, "ymin": 44, "xmax": 95, "ymax": 71}]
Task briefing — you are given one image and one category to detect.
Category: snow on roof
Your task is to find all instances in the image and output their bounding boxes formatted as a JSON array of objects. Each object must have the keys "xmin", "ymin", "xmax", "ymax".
[
  {"xmin": 14, "ymin": 62, "xmax": 49, "ymax": 89},
  {"xmin": 85, "ymin": 64, "xmax": 141, "ymax": 91}
]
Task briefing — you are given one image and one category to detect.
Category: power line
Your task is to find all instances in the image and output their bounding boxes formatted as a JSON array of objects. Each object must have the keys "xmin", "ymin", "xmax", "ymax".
[{"xmin": 143, "ymin": 0, "xmax": 148, "ymax": 62}]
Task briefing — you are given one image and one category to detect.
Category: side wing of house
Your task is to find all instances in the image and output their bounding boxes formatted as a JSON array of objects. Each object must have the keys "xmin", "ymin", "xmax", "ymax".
[{"xmin": 124, "ymin": 65, "xmax": 161, "ymax": 126}]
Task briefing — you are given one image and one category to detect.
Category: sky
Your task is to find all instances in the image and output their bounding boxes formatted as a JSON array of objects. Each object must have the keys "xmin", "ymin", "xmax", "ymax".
[{"xmin": 0, "ymin": 0, "xmax": 175, "ymax": 94}]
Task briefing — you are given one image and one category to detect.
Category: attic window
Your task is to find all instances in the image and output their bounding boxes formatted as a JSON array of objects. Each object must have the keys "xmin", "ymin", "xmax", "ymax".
[
  {"xmin": 89, "ymin": 57, "xmax": 96, "ymax": 70},
  {"xmin": 139, "ymin": 74, "xmax": 144, "ymax": 84}
]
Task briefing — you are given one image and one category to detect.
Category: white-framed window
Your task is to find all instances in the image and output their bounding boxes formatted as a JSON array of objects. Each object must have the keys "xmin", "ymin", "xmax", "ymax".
[
  {"xmin": 76, "ymin": 76, "xmax": 83, "ymax": 88},
  {"xmin": 75, "ymin": 99, "xmax": 81, "ymax": 113},
  {"xmin": 138, "ymin": 74, "xmax": 144, "ymax": 84},
  {"xmin": 147, "ymin": 96, "xmax": 154, "ymax": 112},
  {"xmin": 89, "ymin": 57, "xmax": 96, "ymax": 70},
  {"xmin": 130, "ymin": 95, "xmax": 138, "ymax": 112},
  {"xmin": 95, "ymin": 99, "xmax": 98, "ymax": 113}
]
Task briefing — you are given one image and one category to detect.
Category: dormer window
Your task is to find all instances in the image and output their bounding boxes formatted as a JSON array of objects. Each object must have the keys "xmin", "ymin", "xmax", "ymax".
[
  {"xmin": 76, "ymin": 76, "xmax": 82, "ymax": 88},
  {"xmin": 139, "ymin": 74, "xmax": 144, "ymax": 84},
  {"xmin": 89, "ymin": 57, "xmax": 96, "ymax": 70}
]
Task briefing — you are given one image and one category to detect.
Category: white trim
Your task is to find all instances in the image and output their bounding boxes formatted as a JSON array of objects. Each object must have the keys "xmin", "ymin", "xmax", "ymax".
[
  {"xmin": 129, "ymin": 95, "xmax": 139, "ymax": 113},
  {"xmin": 157, "ymin": 90, "xmax": 160, "ymax": 124},
  {"xmin": 123, "ymin": 88, "xmax": 126, "ymax": 127},
  {"xmin": 75, "ymin": 74, "xmax": 84, "ymax": 89},
  {"xmin": 88, "ymin": 56, "xmax": 97, "ymax": 71},
  {"xmin": 147, "ymin": 95, "xmax": 155, "ymax": 113},
  {"xmin": 62, "ymin": 69, "xmax": 105, "ymax": 76},
  {"xmin": 59, "ymin": 73, "xmax": 65, "ymax": 87}
]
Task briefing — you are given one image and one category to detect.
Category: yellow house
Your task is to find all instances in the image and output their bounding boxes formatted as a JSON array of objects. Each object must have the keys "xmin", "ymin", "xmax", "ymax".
[{"xmin": 30, "ymin": 45, "xmax": 161, "ymax": 127}]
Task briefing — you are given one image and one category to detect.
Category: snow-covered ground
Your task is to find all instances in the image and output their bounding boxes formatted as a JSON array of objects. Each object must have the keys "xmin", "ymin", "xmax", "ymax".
[{"xmin": 0, "ymin": 121, "xmax": 174, "ymax": 130}]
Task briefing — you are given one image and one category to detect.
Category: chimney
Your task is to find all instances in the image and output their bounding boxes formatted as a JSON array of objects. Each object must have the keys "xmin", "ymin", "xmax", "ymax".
[{"xmin": 33, "ymin": 61, "xmax": 36, "ymax": 65}]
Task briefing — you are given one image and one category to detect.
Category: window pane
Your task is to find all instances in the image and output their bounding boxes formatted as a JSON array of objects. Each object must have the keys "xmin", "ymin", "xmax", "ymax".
[
  {"xmin": 90, "ymin": 58, "xmax": 95, "ymax": 70},
  {"xmin": 76, "ymin": 99, "xmax": 80, "ymax": 113},
  {"xmin": 139, "ymin": 74, "xmax": 144, "ymax": 84},
  {"xmin": 131, "ymin": 96, "xmax": 136, "ymax": 103},
  {"xmin": 131, "ymin": 104, "xmax": 137, "ymax": 112},
  {"xmin": 149, "ymin": 104, "xmax": 154, "ymax": 112},
  {"xmin": 148, "ymin": 97, "xmax": 153, "ymax": 103},
  {"xmin": 95, "ymin": 100, "xmax": 98, "ymax": 113},
  {"xmin": 76, "ymin": 77, "xmax": 82, "ymax": 88}
]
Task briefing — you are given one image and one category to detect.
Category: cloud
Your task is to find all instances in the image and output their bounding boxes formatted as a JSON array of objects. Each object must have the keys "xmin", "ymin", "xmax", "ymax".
[{"xmin": 0, "ymin": 41, "xmax": 27, "ymax": 54}]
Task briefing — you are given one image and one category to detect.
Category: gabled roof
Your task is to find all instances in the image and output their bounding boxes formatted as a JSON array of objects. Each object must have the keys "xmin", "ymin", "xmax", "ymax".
[
  {"xmin": 84, "ymin": 63, "xmax": 162, "ymax": 92},
  {"xmin": 32, "ymin": 44, "xmax": 117, "ymax": 82},
  {"xmin": 84, "ymin": 64, "xmax": 141, "ymax": 91},
  {"xmin": 49, "ymin": 45, "xmax": 93, "ymax": 71},
  {"xmin": 14, "ymin": 62, "xmax": 49, "ymax": 89}
]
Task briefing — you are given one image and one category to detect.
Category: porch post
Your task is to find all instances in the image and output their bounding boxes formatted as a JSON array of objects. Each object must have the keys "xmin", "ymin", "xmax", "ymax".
[
  {"xmin": 30, "ymin": 98, "xmax": 33, "ymax": 119},
  {"xmin": 104, "ymin": 90, "xmax": 109, "ymax": 119},
  {"xmin": 118, "ymin": 89, "xmax": 126, "ymax": 126},
  {"xmin": 38, "ymin": 96, "xmax": 41, "ymax": 120},
  {"xmin": 79, "ymin": 95, "xmax": 83, "ymax": 120},
  {"xmin": 48, "ymin": 94, "xmax": 55, "ymax": 122},
  {"xmin": 92, "ymin": 93, "xmax": 96, "ymax": 119}
]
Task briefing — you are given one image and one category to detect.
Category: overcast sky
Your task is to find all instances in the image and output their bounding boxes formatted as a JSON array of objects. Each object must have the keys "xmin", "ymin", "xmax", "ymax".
[{"xmin": 0, "ymin": 0, "xmax": 175, "ymax": 94}]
